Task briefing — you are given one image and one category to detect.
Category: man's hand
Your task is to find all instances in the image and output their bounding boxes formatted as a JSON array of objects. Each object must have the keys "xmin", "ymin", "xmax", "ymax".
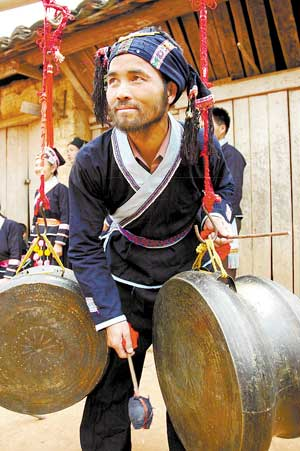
[
  {"xmin": 106, "ymin": 320, "xmax": 134, "ymax": 359},
  {"xmin": 203, "ymin": 215, "xmax": 233, "ymax": 247},
  {"xmin": 53, "ymin": 243, "xmax": 63, "ymax": 257}
]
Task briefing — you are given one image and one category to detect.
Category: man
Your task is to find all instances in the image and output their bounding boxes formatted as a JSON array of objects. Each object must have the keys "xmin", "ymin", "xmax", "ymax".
[
  {"xmin": 212, "ymin": 107, "xmax": 247, "ymax": 279},
  {"xmin": 67, "ymin": 137, "xmax": 87, "ymax": 165},
  {"xmin": 69, "ymin": 27, "xmax": 234, "ymax": 450}
]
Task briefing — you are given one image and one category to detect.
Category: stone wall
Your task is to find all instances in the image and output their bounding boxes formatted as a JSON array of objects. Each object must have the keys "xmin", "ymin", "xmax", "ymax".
[{"xmin": 0, "ymin": 75, "xmax": 92, "ymax": 186}]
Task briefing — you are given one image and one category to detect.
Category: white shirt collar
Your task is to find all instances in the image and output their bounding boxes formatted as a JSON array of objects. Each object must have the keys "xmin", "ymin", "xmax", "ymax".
[{"xmin": 219, "ymin": 137, "xmax": 228, "ymax": 147}]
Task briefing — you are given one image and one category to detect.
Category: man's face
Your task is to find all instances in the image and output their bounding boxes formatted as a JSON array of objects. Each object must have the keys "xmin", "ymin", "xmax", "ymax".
[
  {"xmin": 212, "ymin": 116, "xmax": 226, "ymax": 141},
  {"xmin": 106, "ymin": 54, "xmax": 170, "ymax": 132},
  {"xmin": 67, "ymin": 144, "xmax": 79, "ymax": 164}
]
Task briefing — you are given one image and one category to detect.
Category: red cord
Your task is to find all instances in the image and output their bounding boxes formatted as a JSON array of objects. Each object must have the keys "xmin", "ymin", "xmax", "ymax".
[{"xmin": 35, "ymin": 1, "xmax": 73, "ymax": 215}]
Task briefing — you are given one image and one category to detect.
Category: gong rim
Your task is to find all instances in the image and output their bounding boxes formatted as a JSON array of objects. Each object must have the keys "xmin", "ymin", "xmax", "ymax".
[
  {"xmin": 0, "ymin": 267, "xmax": 108, "ymax": 415},
  {"xmin": 153, "ymin": 271, "xmax": 275, "ymax": 450}
]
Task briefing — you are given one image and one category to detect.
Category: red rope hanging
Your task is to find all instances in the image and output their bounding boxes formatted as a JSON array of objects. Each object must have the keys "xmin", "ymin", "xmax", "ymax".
[
  {"xmin": 35, "ymin": 1, "xmax": 73, "ymax": 215},
  {"xmin": 190, "ymin": 0, "xmax": 220, "ymax": 213}
]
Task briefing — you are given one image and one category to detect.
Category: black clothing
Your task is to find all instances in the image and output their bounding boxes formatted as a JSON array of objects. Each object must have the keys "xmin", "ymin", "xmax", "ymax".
[
  {"xmin": 29, "ymin": 182, "xmax": 69, "ymax": 267},
  {"xmin": 69, "ymin": 127, "xmax": 234, "ymax": 328},
  {"xmin": 69, "ymin": 120, "xmax": 234, "ymax": 451},
  {"xmin": 0, "ymin": 217, "xmax": 23, "ymax": 279},
  {"xmin": 221, "ymin": 142, "xmax": 246, "ymax": 218}
]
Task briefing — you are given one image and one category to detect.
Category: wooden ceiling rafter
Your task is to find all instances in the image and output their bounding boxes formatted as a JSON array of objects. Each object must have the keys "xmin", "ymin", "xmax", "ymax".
[
  {"xmin": 229, "ymin": 0, "xmax": 260, "ymax": 77},
  {"xmin": 211, "ymin": 2, "xmax": 244, "ymax": 79},
  {"xmin": 245, "ymin": 0, "xmax": 276, "ymax": 73},
  {"xmin": 181, "ymin": 14, "xmax": 200, "ymax": 73},
  {"xmin": 0, "ymin": 59, "xmax": 41, "ymax": 80},
  {"xmin": 269, "ymin": 0, "xmax": 300, "ymax": 69},
  {"xmin": 0, "ymin": 0, "xmax": 298, "ymax": 88},
  {"xmin": 207, "ymin": 9, "xmax": 229, "ymax": 80},
  {"xmin": 10, "ymin": 0, "xmax": 228, "ymax": 67},
  {"xmin": 8, "ymin": 0, "xmax": 196, "ymax": 66},
  {"xmin": 60, "ymin": 60, "xmax": 93, "ymax": 112},
  {"xmin": 67, "ymin": 49, "xmax": 95, "ymax": 94},
  {"xmin": 168, "ymin": 17, "xmax": 196, "ymax": 69},
  {"xmin": 157, "ymin": 22, "xmax": 171, "ymax": 35}
]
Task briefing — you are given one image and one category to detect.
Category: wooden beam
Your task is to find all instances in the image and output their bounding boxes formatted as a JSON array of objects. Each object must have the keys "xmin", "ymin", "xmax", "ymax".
[
  {"xmin": 207, "ymin": 9, "xmax": 228, "ymax": 79},
  {"xmin": 211, "ymin": 67, "xmax": 300, "ymax": 103},
  {"xmin": 212, "ymin": 2, "xmax": 244, "ymax": 79},
  {"xmin": 0, "ymin": 63, "xmax": 18, "ymax": 80},
  {"xmin": 180, "ymin": 13, "xmax": 216, "ymax": 80},
  {"xmin": 67, "ymin": 50, "xmax": 94, "ymax": 95},
  {"xmin": 0, "ymin": 0, "xmax": 38, "ymax": 11},
  {"xmin": 60, "ymin": 60, "xmax": 93, "ymax": 112},
  {"xmin": 174, "ymin": 67, "xmax": 300, "ymax": 107},
  {"xmin": 168, "ymin": 18, "xmax": 196, "ymax": 68},
  {"xmin": 269, "ymin": 0, "xmax": 300, "ymax": 69},
  {"xmin": 0, "ymin": 114, "xmax": 38, "ymax": 129},
  {"xmin": 181, "ymin": 13, "xmax": 201, "ymax": 73},
  {"xmin": 11, "ymin": 61, "xmax": 42, "ymax": 80},
  {"xmin": 229, "ymin": 0, "xmax": 260, "ymax": 77},
  {"xmin": 0, "ymin": 60, "xmax": 42, "ymax": 81},
  {"xmin": 21, "ymin": 0, "xmax": 195, "ymax": 66},
  {"xmin": 245, "ymin": 0, "xmax": 276, "ymax": 73}
]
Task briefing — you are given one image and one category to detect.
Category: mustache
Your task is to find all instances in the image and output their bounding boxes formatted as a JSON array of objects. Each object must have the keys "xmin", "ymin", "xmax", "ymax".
[{"xmin": 110, "ymin": 101, "xmax": 139, "ymax": 110}]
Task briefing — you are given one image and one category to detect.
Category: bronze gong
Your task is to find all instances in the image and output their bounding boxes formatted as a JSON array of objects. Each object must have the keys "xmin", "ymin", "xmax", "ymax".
[
  {"xmin": 153, "ymin": 271, "xmax": 300, "ymax": 451},
  {"xmin": 0, "ymin": 266, "xmax": 107, "ymax": 415}
]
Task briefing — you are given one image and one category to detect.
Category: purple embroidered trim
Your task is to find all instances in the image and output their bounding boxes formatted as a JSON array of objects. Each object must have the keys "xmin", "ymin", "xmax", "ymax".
[
  {"xmin": 118, "ymin": 223, "xmax": 193, "ymax": 248},
  {"xmin": 119, "ymin": 151, "xmax": 181, "ymax": 228},
  {"xmin": 112, "ymin": 129, "xmax": 140, "ymax": 191}
]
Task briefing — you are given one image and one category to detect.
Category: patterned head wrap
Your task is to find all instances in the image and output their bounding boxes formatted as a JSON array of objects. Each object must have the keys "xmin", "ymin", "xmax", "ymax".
[
  {"xmin": 44, "ymin": 146, "xmax": 65, "ymax": 169},
  {"xmin": 93, "ymin": 27, "xmax": 214, "ymax": 164}
]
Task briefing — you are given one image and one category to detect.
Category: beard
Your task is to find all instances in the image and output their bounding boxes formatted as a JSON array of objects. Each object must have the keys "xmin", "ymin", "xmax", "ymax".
[{"xmin": 108, "ymin": 86, "xmax": 169, "ymax": 133}]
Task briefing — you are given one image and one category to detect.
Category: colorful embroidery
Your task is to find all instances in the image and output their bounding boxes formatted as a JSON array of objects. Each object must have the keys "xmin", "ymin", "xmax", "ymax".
[
  {"xmin": 150, "ymin": 40, "xmax": 176, "ymax": 69},
  {"xmin": 111, "ymin": 38, "xmax": 134, "ymax": 58},
  {"xmin": 118, "ymin": 222, "xmax": 193, "ymax": 249}
]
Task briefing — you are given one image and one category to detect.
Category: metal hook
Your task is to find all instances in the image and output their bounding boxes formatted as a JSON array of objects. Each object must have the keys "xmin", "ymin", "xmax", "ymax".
[{"xmin": 194, "ymin": 206, "xmax": 219, "ymax": 243}]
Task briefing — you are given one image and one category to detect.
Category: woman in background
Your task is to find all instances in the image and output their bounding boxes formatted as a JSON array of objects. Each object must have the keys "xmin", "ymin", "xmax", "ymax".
[
  {"xmin": 0, "ymin": 209, "xmax": 23, "ymax": 282},
  {"xmin": 29, "ymin": 147, "xmax": 69, "ymax": 267}
]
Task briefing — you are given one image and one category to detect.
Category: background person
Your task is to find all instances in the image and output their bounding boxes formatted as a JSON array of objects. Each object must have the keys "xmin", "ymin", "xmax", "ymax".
[
  {"xmin": 29, "ymin": 147, "xmax": 69, "ymax": 267},
  {"xmin": 0, "ymin": 209, "xmax": 24, "ymax": 282},
  {"xmin": 212, "ymin": 107, "xmax": 247, "ymax": 279},
  {"xmin": 66, "ymin": 137, "xmax": 87, "ymax": 165}
]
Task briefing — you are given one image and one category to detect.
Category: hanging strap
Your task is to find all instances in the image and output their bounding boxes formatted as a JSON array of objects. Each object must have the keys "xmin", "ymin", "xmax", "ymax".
[{"xmin": 34, "ymin": 1, "xmax": 73, "ymax": 215}]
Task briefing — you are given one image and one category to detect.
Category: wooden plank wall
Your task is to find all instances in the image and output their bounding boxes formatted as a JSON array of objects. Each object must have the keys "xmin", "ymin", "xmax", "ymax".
[
  {"xmin": 213, "ymin": 94, "xmax": 295, "ymax": 291},
  {"xmin": 0, "ymin": 126, "xmax": 29, "ymax": 225},
  {"xmin": 28, "ymin": 121, "xmax": 41, "ymax": 226},
  {"xmin": 289, "ymin": 90, "xmax": 300, "ymax": 296},
  {"xmin": 0, "ymin": 121, "xmax": 40, "ymax": 231},
  {"xmin": 172, "ymin": 81, "xmax": 299, "ymax": 294}
]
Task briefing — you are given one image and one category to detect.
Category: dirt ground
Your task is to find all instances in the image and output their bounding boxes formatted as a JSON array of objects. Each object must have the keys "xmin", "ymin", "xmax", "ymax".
[{"xmin": 0, "ymin": 348, "xmax": 300, "ymax": 451}]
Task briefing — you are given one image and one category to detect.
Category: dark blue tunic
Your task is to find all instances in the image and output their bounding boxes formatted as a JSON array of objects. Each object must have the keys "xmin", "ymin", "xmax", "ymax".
[
  {"xmin": 221, "ymin": 142, "xmax": 246, "ymax": 219},
  {"xmin": 0, "ymin": 217, "xmax": 23, "ymax": 279},
  {"xmin": 29, "ymin": 182, "xmax": 69, "ymax": 266},
  {"xmin": 68, "ymin": 127, "xmax": 234, "ymax": 328}
]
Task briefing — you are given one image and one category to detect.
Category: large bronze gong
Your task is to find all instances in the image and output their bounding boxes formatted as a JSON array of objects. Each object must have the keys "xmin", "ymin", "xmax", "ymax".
[
  {"xmin": 0, "ymin": 266, "xmax": 107, "ymax": 415},
  {"xmin": 153, "ymin": 271, "xmax": 300, "ymax": 451}
]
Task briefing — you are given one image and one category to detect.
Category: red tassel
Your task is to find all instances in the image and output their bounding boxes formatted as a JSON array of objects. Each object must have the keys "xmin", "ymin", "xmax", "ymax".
[
  {"xmin": 35, "ymin": 1, "xmax": 73, "ymax": 213},
  {"xmin": 196, "ymin": 0, "xmax": 220, "ymax": 213}
]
